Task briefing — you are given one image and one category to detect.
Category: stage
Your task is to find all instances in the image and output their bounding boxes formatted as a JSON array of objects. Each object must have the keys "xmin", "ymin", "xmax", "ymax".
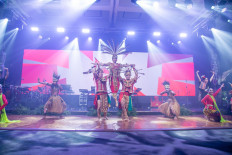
[{"xmin": 1, "ymin": 115, "xmax": 232, "ymax": 131}]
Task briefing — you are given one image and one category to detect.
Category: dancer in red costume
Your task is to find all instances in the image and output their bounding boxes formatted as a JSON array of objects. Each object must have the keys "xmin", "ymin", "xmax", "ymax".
[
  {"xmin": 201, "ymin": 84, "xmax": 229, "ymax": 122},
  {"xmin": 96, "ymin": 41, "xmax": 133, "ymax": 107},
  {"xmin": 0, "ymin": 84, "xmax": 20, "ymax": 124},
  {"xmin": 118, "ymin": 65, "xmax": 138, "ymax": 121},
  {"xmin": 92, "ymin": 65, "xmax": 110, "ymax": 120}
]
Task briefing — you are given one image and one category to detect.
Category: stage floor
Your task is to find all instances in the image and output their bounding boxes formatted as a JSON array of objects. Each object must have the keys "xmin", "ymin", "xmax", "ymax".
[{"xmin": 1, "ymin": 115, "xmax": 232, "ymax": 131}]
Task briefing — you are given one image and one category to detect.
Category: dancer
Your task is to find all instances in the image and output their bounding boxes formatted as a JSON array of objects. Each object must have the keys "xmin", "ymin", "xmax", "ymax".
[
  {"xmin": 92, "ymin": 65, "xmax": 110, "ymax": 120},
  {"xmin": 201, "ymin": 84, "xmax": 229, "ymax": 122},
  {"xmin": 0, "ymin": 51, "xmax": 9, "ymax": 89},
  {"xmin": 97, "ymin": 41, "xmax": 133, "ymax": 107},
  {"xmin": 158, "ymin": 81, "xmax": 180, "ymax": 119},
  {"xmin": 0, "ymin": 84, "xmax": 20, "ymax": 123},
  {"xmin": 119, "ymin": 65, "xmax": 138, "ymax": 121},
  {"xmin": 38, "ymin": 73, "xmax": 66, "ymax": 118},
  {"xmin": 196, "ymin": 70, "xmax": 215, "ymax": 101}
]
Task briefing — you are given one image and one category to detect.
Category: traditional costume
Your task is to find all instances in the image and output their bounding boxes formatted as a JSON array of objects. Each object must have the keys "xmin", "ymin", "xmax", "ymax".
[
  {"xmin": 196, "ymin": 71, "xmax": 214, "ymax": 101},
  {"xmin": 119, "ymin": 67, "xmax": 138, "ymax": 121},
  {"xmin": 0, "ymin": 84, "xmax": 20, "ymax": 124},
  {"xmin": 201, "ymin": 87, "xmax": 229, "ymax": 122},
  {"xmin": 99, "ymin": 40, "xmax": 132, "ymax": 106},
  {"xmin": 39, "ymin": 73, "xmax": 66, "ymax": 116},
  {"xmin": 93, "ymin": 66, "xmax": 110, "ymax": 120},
  {"xmin": 159, "ymin": 81, "xmax": 180, "ymax": 119}
]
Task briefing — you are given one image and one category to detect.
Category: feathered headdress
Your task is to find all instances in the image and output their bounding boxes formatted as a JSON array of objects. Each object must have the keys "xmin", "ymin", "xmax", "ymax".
[
  {"xmin": 100, "ymin": 40, "xmax": 128, "ymax": 57},
  {"xmin": 162, "ymin": 81, "xmax": 170, "ymax": 86},
  {"xmin": 124, "ymin": 68, "xmax": 131, "ymax": 75},
  {"xmin": 53, "ymin": 72, "xmax": 60, "ymax": 82}
]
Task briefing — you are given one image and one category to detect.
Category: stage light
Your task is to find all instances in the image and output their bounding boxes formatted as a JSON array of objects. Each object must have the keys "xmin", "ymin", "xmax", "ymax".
[
  {"xmin": 88, "ymin": 37, "xmax": 92, "ymax": 41},
  {"xmin": 39, "ymin": 35, "xmax": 43, "ymax": 39},
  {"xmin": 221, "ymin": 8, "xmax": 227, "ymax": 13},
  {"xmin": 4, "ymin": 18, "xmax": 8, "ymax": 22},
  {"xmin": 211, "ymin": 6, "xmax": 215, "ymax": 9},
  {"xmin": 48, "ymin": 37, "xmax": 51, "ymax": 40},
  {"xmin": 31, "ymin": 27, "xmax": 39, "ymax": 31},
  {"xmin": 75, "ymin": 37, "xmax": 78, "ymax": 40},
  {"xmin": 172, "ymin": 42, "xmax": 174, "ymax": 45},
  {"xmin": 16, "ymin": 28, "xmax": 19, "ymax": 30},
  {"xmin": 228, "ymin": 19, "xmax": 231, "ymax": 23},
  {"xmin": 57, "ymin": 27, "xmax": 65, "ymax": 32},
  {"xmin": 179, "ymin": 33, "xmax": 187, "ymax": 38},
  {"xmin": 177, "ymin": 41, "xmax": 181, "ymax": 44},
  {"xmin": 185, "ymin": 0, "xmax": 193, "ymax": 9},
  {"xmin": 157, "ymin": 40, "xmax": 160, "ymax": 43},
  {"xmin": 211, "ymin": 28, "xmax": 215, "ymax": 31},
  {"xmin": 201, "ymin": 35, "xmax": 204, "ymax": 38},
  {"xmin": 127, "ymin": 31, "xmax": 135, "ymax": 35},
  {"xmin": 153, "ymin": 32, "xmax": 161, "ymax": 36},
  {"xmin": 153, "ymin": 1, "xmax": 159, "ymax": 7},
  {"xmin": 82, "ymin": 28, "xmax": 90, "ymax": 33},
  {"xmin": 65, "ymin": 36, "xmax": 69, "ymax": 40}
]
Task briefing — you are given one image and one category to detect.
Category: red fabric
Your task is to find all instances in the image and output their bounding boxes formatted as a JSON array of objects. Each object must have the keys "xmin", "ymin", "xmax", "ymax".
[
  {"xmin": 118, "ymin": 92, "xmax": 130, "ymax": 110},
  {"xmin": 93, "ymin": 92, "xmax": 107, "ymax": 109},
  {"xmin": 110, "ymin": 77, "xmax": 120, "ymax": 93},
  {"xmin": 0, "ymin": 94, "xmax": 8, "ymax": 111},
  {"xmin": 201, "ymin": 88, "xmax": 221, "ymax": 110}
]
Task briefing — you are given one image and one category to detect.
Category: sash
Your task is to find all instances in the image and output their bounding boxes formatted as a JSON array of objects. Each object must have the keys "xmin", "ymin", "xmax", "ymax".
[{"xmin": 209, "ymin": 95, "xmax": 230, "ymax": 123}]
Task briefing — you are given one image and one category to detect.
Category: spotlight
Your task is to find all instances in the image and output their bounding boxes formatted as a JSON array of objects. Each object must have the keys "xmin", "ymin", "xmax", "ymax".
[
  {"xmin": 31, "ymin": 27, "xmax": 39, "ymax": 31},
  {"xmin": 228, "ymin": 19, "xmax": 231, "ymax": 23},
  {"xmin": 88, "ymin": 37, "xmax": 92, "ymax": 41},
  {"xmin": 147, "ymin": 40, "xmax": 150, "ymax": 43},
  {"xmin": 82, "ymin": 28, "xmax": 90, "ymax": 33},
  {"xmin": 211, "ymin": 6, "xmax": 215, "ymax": 9},
  {"xmin": 39, "ymin": 35, "xmax": 43, "ymax": 39},
  {"xmin": 48, "ymin": 37, "xmax": 51, "ymax": 40},
  {"xmin": 75, "ymin": 37, "xmax": 78, "ymax": 40},
  {"xmin": 221, "ymin": 8, "xmax": 227, "ymax": 13},
  {"xmin": 211, "ymin": 28, "xmax": 215, "ymax": 31},
  {"xmin": 157, "ymin": 40, "xmax": 160, "ymax": 43},
  {"xmin": 16, "ymin": 28, "xmax": 19, "ymax": 30},
  {"xmin": 4, "ymin": 18, "xmax": 8, "ymax": 22},
  {"xmin": 185, "ymin": 0, "xmax": 193, "ymax": 9},
  {"xmin": 57, "ymin": 27, "xmax": 65, "ymax": 32},
  {"xmin": 65, "ymin": 36, "xmax": 69, "ymax": 40},
  {"xmin": 153, "ymin": 32, "xmax": 161, "ymax": 36},
  {"xmin": 179, "ymin": 33, "xmax": 187, "ymax": 38},
  {"xmin": 172, "ymin": 42, "xmax": 174, "ymax": 45},
  {"xmin": 153, "ymin": 1, "xmax": 159, "ymax": 7},
  {"xmin": 127, "ymin": 31, "xmax": 135, "ymax": 35},
  {"xmin": 177, "ymin": 41, "xmax": 181, "ymax": 44},
  {"xmin": 201, "ymin": 35, "xmax": 204, "ymax": 38}
]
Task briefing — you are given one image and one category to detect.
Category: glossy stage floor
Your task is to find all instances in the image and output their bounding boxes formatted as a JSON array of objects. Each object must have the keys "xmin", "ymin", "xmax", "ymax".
[{"xmin": 1, "ymin": 115, "xmax": 232, "ymax": 131}]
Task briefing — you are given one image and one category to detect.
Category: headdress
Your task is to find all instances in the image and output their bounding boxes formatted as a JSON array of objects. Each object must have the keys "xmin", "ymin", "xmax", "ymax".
[
  {"xmin": 162, "ymin": 81, "xmax": 170, "ymax": 86},
  {"xmin": 53, "ymin": 72, "xmax": 60, "ymax": 82},
  {"xmin": 201, "ymin": 75, "xmax": 206, "ymax": 79},
  {"xmin": 100, "ymin": 40, "xmax": 128, "ymax": 57},
  {"xmin": 124, "ymin": 68, "xmax": 131, "ymax": 76}
]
